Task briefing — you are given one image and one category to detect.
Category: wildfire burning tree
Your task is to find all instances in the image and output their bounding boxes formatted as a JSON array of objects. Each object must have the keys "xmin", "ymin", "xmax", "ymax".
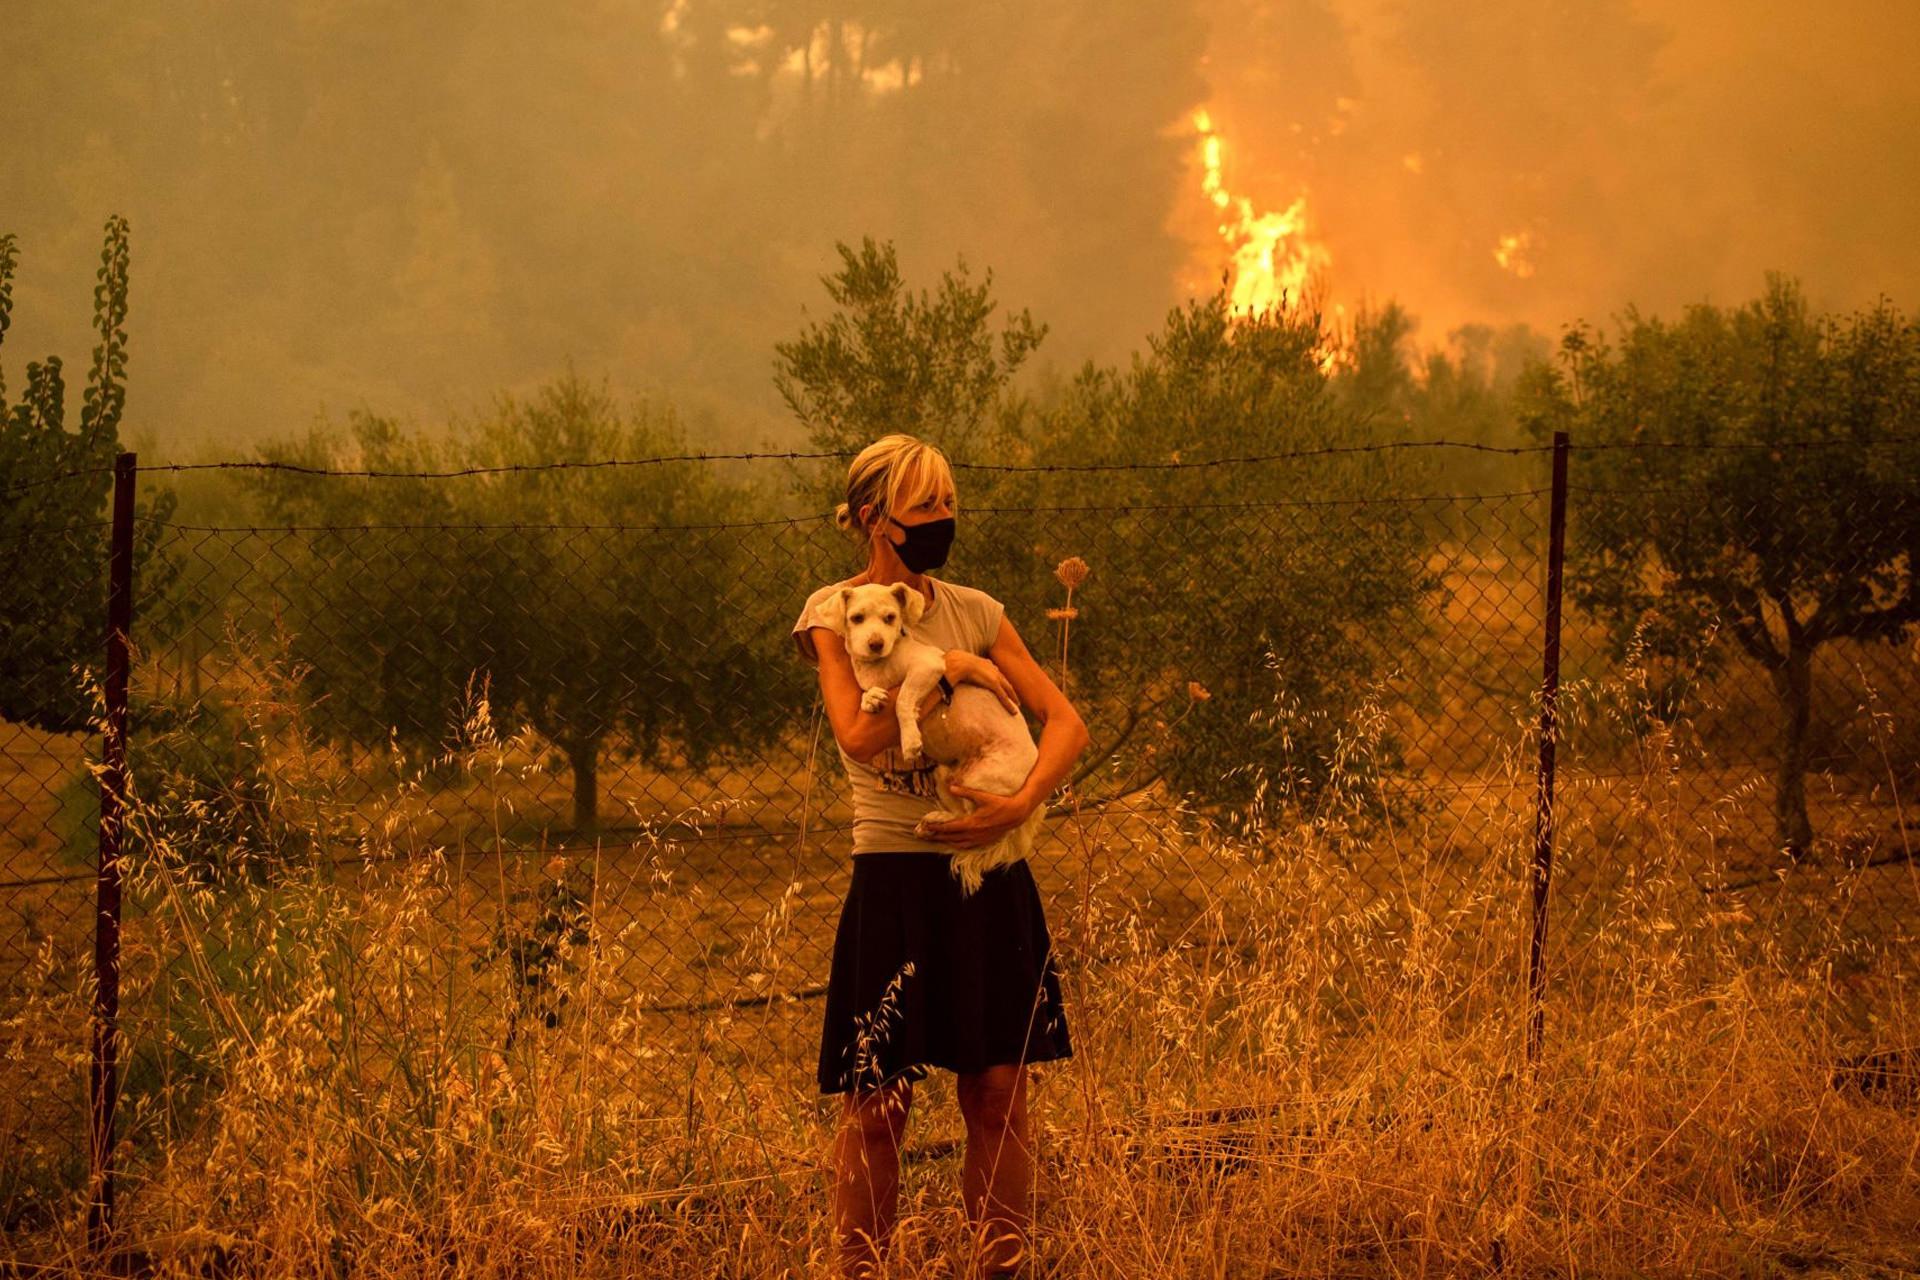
[{"xmin": 1193, "ymin": 108, "xmax": 1334, "ymax": 319}]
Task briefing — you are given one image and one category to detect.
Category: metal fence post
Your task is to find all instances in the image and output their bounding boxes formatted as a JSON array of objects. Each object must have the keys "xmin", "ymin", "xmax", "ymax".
[
  {"xmin": 1527, "ymin": 431, "xmax": 1570, "ymax": 1069},
  {"xmin": 88, "ymin": 451, "xmax": 136, "ymax": 1249}
]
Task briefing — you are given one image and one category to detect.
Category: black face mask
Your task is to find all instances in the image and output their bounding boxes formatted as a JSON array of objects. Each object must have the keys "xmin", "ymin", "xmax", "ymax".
[{"xmin": 886, "ymin": 514, "xmax": 956, "ymax": 572}]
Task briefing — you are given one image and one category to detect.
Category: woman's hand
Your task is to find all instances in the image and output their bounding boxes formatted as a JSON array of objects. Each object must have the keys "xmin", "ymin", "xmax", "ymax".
[
  {"xmin": 944, "ymin": 650, "xmax": 1021, "ymax": 715},
  {"xmin": 920, "ymin": 783, "xmax": 1033, "ymax": 849}
]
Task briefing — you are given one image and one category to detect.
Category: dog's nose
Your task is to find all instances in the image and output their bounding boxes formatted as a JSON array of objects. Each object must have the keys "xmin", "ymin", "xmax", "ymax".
[{"xmin": 867, "ymin": 639, "xmax": 883, "ymax": 652}]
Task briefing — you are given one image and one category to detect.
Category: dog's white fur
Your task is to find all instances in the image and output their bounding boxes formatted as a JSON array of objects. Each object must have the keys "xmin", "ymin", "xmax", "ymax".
[{"xmin": 812, "ymin": 581, "xmax": 1045, "ymax": 894}]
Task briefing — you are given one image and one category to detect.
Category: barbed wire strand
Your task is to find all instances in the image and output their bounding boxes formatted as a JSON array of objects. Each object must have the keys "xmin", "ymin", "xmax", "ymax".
[
  {"xmin": 7, "ymin": 433, "xmax": 1920, "ymax": 496},
  {"xmin": 0, "ymin": 482, "xmax": 1845, "ymax": 537}
]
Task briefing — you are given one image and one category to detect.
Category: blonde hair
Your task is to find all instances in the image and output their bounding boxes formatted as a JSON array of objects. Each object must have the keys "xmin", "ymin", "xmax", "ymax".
[{"xmin": 833, "ymin": 433, "xmax": 957, "ymax": 546}]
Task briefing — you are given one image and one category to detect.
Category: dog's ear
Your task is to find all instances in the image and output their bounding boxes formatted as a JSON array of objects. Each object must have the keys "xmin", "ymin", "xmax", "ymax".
[
  {"xmin": 813, "ymin": 588, "xmax": 850, "ymax": 634},
  {"xmin": 892, "ymin": 582, "xmax": 925, "ymax": 627}
]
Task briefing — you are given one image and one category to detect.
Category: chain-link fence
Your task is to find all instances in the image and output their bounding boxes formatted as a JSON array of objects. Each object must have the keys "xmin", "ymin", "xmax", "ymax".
[{"xmin": 3, "ymin": 441, "xmax": 1916, "ymax": 1240}]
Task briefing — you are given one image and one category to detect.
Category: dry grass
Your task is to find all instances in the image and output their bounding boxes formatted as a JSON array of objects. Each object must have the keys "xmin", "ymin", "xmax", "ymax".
[{"xmin": 2, "ymin": 551, "xmax": 1918, "ymax": 1277}]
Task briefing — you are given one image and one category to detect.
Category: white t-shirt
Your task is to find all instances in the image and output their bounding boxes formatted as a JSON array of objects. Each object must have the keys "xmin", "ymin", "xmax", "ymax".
[{"xmin": 792, "ymin": 573, "xmax": 1008, "ymax": 854}]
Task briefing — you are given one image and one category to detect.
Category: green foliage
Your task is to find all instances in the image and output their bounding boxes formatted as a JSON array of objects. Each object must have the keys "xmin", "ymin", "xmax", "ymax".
[
  {"xmin": 1516, "ymin": 272, "xmax": 1920, "ymax": 855},
  {"xmin": 476, "ymin": 857, "xmax": 595, "ymax": 1048},
  {"xmin": 1404, "ymin": 321, "xmax": 1552, "ymax": 502},
  {"xmin": 249, "ymin": 413, "xmax": 499, "ymax": 762},
  {"xmin": 56, "ymin": 692, "xmax": 322, "ymax": 886},
  {"xmin": 988, "ymin": 292, "xmax": 1441, "ymax": 838},
  {"xmin": 1329, "ymin": 299, "xmax": 1421, "ymax": 431},
  {"xmin": 0, "ymin": 217, "xmax": 179, "ymax": 733},
  {"xmin": 1517, "ymin": 274, "xmax": 1920, "ymax": 664},
  {"xmin": 1324, "ymin": 303, "xmax": 1551, "ymax": 514},
  {"xmin": 250, "ymin": 371, "xmax": 795, "ymax": 832},
  {"xmin": 773, "ymin": 236, "xmax": 1046, "ymax": 484}
]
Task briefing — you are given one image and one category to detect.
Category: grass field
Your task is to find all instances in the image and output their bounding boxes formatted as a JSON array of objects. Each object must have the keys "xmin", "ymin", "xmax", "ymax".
[{"xmin": 2, "ymin": 548, "xmax": 1916, "ymax": 1275}]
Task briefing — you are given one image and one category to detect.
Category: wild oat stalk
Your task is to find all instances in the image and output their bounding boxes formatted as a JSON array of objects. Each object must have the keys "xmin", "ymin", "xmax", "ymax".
[
  {"xmin": 12, "ymin": 537, "xmax": 1920, "ymax": 1276},
  {"xmin": 1043, "ymin": 554, "xmax": 1117, "ymax": 1169}
]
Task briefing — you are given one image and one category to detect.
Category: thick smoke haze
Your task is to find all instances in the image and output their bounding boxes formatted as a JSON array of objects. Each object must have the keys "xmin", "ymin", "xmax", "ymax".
[
  {"xmin": 4, "ymin": 1, "xmax": 1914, "ymax": 459},
  {"xmin": 1193, "ymin": 0, "xmax": 1920, "ymax": 347}
]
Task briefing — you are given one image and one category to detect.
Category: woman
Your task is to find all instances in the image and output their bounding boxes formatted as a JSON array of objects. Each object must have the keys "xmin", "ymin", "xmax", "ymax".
[{"xmin": 791, "ymin": 433, "xmax": 1089, "ymax": 1279}]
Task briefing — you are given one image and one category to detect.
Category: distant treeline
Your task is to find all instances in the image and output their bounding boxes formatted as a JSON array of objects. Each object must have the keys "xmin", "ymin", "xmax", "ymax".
[{"xmin": 6, "ymin": 226, "xmax": 1918, "ymax": 867}]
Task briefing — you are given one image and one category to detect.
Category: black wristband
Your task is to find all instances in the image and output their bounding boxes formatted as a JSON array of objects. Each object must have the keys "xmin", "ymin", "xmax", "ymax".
[{"xmin": 938, "ymin": 674, "xmax": 955, "ymax": 702}]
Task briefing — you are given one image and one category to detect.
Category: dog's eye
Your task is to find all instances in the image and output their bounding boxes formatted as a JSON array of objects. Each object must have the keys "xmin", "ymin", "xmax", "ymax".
[
  {"xmin": 883, "ymin": 613, "xmax": 896, "ymax": 624},
  {"xmin": 850, "ymin": 613, "xmax": 862, "ymax": 623}
]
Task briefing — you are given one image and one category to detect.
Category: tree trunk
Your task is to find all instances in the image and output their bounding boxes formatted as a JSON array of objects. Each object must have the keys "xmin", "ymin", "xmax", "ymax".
[
  {"xmin": 569, "ymin": 738, "xmax": 599, "ymax": 836},
  {"xmin": 1771, "ymin": 643, "xmax": 1815, "ymax": 861}
]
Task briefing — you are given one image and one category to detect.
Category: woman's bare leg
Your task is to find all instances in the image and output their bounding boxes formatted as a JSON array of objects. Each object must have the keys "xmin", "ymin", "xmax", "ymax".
[
  {"xmin": 956, "ymin": 1064, "xmax": 1032, "ymax": 1277},
  {"xmin": 832, "ymin": 1077, "xmax": 914, "ymax": 1277}
]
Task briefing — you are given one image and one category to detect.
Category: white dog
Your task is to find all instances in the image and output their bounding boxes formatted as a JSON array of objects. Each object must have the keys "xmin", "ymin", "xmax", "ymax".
[{"xmin": 814, "ymin": 581, "xmax": 1046, "ymax": 894}]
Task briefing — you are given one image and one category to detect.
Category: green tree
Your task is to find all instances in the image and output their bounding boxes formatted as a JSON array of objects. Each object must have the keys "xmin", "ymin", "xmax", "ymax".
[
  {"xmin": 772, "ymin": 235, "xmax": 1046, "ymax": 490},
  {"xmin": 246, "ymin": 413, "xmax": 478, "ymax": 768},
  {"xmin": 254, "ymin": 371, "xmax": 791, "ymax": 833},
  {"xmin": 1406, "ymin": 321, "xmax": 1550, "ymax": 499},
  {"xmin": 1329, "ymin": 298, "xmax": 1420, "ymax": 433},
  {"xmin": 0, "ymin": 217, "xmax": 177, "ymax": 734},
  {"xmin": 1000, "ymin": 291, "xmax": 1441, "ymax": 837},
  {"xmin": 457, "ymin": 374, "xmax": 794, "ymax": 833},
  {"xmin": 1516, "ymin": 273, "xmax": 1920, "ymax": 859}
]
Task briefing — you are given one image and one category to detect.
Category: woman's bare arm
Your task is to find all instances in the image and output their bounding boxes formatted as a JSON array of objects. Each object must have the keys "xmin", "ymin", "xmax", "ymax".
[{"xmin": 983, "ymin": 615, "xmax": 1090, "ymax": 810}]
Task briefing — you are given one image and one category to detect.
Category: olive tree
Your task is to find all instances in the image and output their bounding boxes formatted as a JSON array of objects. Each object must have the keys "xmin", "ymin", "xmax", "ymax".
[
  {"xmin": 772, "ymin": 234, "xmax": 1045, "ymax": 512},
  {"xmin": 253, "ymin": 372, "xmax": 790, "ymax": 833},
  {"xmin": 990, "ymin": 292, "xmax": 1442, "ymax": 838},
  {"xmin": 1516, "ymin": 273, "xmax": 1920, "ymax": 859}
]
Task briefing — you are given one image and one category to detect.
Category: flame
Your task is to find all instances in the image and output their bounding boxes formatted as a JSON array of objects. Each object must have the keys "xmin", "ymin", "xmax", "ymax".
[
  {"xmin": 1493, "ymin": 230, "xmax": 1536, "ymax": 278},
  {"xmin": 1193, "ymin": 109, "xmax": 1332, "ymax": 317}
]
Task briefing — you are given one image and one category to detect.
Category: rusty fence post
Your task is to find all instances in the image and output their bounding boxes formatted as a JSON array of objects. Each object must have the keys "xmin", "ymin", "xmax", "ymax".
[
  {"xmin": 1527, "ymin": 431, "xmax": 1570, "ymax": 1069},
  {"xmin": 88, "ymin": 451, "xmax": 136, "ymax": 1250}
]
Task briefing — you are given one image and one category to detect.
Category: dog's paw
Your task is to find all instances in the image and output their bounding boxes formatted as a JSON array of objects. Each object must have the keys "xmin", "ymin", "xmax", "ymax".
[
  {"xmin": 897, "ymin": 739, "xmax": 925, "ymax": 769},
  {"xmin": 914, "ymin": 809, "xmax": 959, "ymax": 836},
  {"xmin": 859, "ymin": 687, "xmax": 889, "ymax": 713}
]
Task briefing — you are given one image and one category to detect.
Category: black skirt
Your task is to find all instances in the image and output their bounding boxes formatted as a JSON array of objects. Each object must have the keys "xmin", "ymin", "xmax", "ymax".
[{"xmin": 817, "ymin": 852, "xmax": 1073, "ymax": 1095}]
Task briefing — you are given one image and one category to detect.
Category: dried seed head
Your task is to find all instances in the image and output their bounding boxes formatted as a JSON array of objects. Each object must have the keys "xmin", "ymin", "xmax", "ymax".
[
  {"xmin": 1046, "ymin": 606, "xmax": 1079, "ymax": 620},
  {"xmin": 1055, "ymin": 556, "xmax": 1090, "ymax": 590},
  {"xmin": 1187, "ymin": 681, "xmax": 1212, "ymax": 702},
  {"xmin": 544, "ymin": 855, "xmax": 568, "ymax": 880}
]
